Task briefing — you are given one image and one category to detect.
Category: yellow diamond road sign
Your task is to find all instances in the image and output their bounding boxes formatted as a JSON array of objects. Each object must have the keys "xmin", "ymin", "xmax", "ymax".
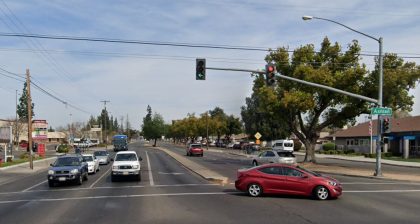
[{"xmin": 254, "ymin": 132, "xmax": 262, "ymax": 140}]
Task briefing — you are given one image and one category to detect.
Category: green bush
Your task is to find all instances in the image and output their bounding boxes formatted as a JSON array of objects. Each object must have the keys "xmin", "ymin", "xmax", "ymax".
[
  {"xmin": 322, "ymin": 143, "xmax": 335, "ymax": 151},
  {"xmin": 97, "ymin": 143, "xmax": 107, "ymax": 147},
  {"xmin": 383, "ymin": 152, "xmax": 393, "ymax": 157},
  {"xmin": 57, "ymin": 144, "xmax": 70, "ymax": 153},
  {"xmin": 344, "ymin": 149, "xmax": 355, "ymax": 154},
  {"xmin": 19, "ymin": 152, "xmax": 30, "ymax": 159}
]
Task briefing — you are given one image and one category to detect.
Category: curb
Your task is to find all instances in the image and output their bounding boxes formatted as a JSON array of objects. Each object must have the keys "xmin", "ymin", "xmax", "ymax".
[
  {"xmin": 151, "ymin": 145, "xmax": 228, "ymax": 184},
  {"xmin": 314, "ymin": 170, "xmax": 420, "ymax": 183}
]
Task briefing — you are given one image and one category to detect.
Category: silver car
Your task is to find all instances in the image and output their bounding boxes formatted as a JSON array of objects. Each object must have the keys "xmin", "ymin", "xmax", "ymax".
[
  {"xmin": 252, "ymin": 150, "xmax": 296, "ymax": 166},
  {"xmin": 94, "ymin": 150, "xmax": 111, "ymax": 165}
]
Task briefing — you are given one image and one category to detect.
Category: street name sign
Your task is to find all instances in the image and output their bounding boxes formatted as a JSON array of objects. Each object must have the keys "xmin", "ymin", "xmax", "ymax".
[{"xmin": 371, "ymin": 107, "xmax": 392, "ymax": 116}]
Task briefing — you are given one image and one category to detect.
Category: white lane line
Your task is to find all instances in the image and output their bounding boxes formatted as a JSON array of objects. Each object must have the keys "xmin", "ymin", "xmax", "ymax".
[
  {"xmin": 0, "ymin": 183, "xmax": 220, "ymax": 195},
  {"xmin": 146, "ymin": 151, "xmax": 154, "ymax": 186},
  {"xmin": 342, "ymin": 182, "xmax": 420, "ymax": 185},
  {"xmin": 22, "ymin": 180, "xmax": 47, "ymax": 192},
  {"xmin": 0, "ymin": 192, "xmax": 229, "ymax": 204},
  {"xmin": 344, "ymin": 189, "xmax": 420, "ymax": 193},
  {"xmin": 89, "ymin": 167, "xmax": 112, "ymax": 188}
]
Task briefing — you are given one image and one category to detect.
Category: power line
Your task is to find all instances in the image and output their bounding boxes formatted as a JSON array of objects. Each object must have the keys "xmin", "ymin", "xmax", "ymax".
[{"xmin": 1, "ymin": 32, "xmax": 420, "ymax": 59}]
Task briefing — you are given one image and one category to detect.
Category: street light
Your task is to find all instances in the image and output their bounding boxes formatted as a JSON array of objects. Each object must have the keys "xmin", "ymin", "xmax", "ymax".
[{"xmin": 303, "ymin": 15, "xmax": 384, "ymax": 176}]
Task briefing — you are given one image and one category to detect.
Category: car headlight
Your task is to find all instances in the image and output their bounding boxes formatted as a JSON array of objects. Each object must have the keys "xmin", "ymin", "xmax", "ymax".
[
  {"xmin": 328, "ymin": 181, "xmax": 337, "ymax": 186},
  {"xmin": 70, "ymin": 169, "xmax": 79, "ymax": 174},
  {"xmin": 112, "ymin": 166, "xmax": 118, "ymax": 170},
  {"xmin": 48, "ymin": 170, "xmax": 55, "ymax": 175},
  {"xmin": 132, "ymin": 165, "xmax": 139, "ymax": 169}
]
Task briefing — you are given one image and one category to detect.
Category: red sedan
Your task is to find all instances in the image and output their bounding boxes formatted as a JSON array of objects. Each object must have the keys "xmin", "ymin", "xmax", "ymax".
[
  {"xmin": 186, "ymin": 143, "xmax": 204, "ymax": 157},
  {"xmin": 235, "ymin": 164, "xmax": 342, "ymax": 200}
]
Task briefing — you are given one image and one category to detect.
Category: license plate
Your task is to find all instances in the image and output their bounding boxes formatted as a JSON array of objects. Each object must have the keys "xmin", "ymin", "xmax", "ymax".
[
  {"xmin": 123, "ymin": 171, "xmax": 129, "ymax": 175},
  {"xmin": 59, "ymin": 177, "xmax": 66, "ymax": 181}
]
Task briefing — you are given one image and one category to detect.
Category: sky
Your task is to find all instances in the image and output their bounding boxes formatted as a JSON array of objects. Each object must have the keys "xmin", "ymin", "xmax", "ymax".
[{"xmin": 0, "ymin": 0, "xmax": 419, "ymax": 129}]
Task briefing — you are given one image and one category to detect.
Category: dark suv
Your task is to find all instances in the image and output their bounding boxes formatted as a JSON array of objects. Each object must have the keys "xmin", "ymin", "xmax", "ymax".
[{"xmin": 47, "ymin": 154, "xmax": 88, "ymax": 187}]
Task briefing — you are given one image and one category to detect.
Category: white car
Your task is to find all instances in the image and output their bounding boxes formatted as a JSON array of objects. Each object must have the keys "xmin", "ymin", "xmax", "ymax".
[
  {"xmin": 82, "ymin": 154, "xmax": 100, "ymax": 174},
  {"xmin": 111, "ymin": 151, "xmax": 142, "ymax": 181}
]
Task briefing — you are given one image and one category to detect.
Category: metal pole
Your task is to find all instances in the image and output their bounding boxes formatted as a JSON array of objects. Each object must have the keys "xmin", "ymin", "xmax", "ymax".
[
  {"xmin": 206, "ymin": 111, "xmax": 209, "ymax": 150},
  {"xmin": 375, "ymin": 37, "xmax": 384, "ymax": 177},
  {"xmin": 26, "ymin": 69, "xmax": 33, "ymax": 170},
  {"xmin": 14, "ymin": 89, "xmax": 17, "ymax": 156}
]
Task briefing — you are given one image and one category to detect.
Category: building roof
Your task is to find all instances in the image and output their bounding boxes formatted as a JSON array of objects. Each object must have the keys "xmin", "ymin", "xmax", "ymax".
[{"xmin": 332, "ymin": 115, "xmax": 420, "ymax": 138}]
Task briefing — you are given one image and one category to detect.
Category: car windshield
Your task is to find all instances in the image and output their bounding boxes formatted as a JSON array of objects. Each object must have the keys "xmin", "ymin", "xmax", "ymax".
[
  {"xmin": 284, "ymin": 143, "xmax": 293, "ymax": 147},
  {"xmin": 115, "ymin": 153, "xmax": 137, "ymax": 161},
  {"xmin": 54, "ymin": 157, "xmax": 81, "ymax": 167},
  {"xmin": 191, "ymin": 144, "xmax": 201, "ymax": 148},
  {"xmin": 276, "ymin": 152, "xmax": 295, "ymax": 157},
  {"xmin": 94, "ymin": 151, "xmax": 108, "ymax": 156},
  {"xmin": 297, "ymin": 166, "xmax": 321, "ymax": 177},
  {"xmin": 82, "ymin": 156, "xmax": 93, "ymax": 162}
]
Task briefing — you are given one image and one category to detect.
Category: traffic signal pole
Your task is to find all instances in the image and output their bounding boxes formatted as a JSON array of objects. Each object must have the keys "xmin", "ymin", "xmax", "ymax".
[{"xmin": 205, "ymin": 66, "xmax": 379, "ymax": 104}]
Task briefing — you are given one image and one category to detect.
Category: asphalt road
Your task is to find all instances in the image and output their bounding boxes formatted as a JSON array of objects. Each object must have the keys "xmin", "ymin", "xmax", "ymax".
[{"xmin": 1, "ymin": 141, "xmax": 420, "ymax": 224}]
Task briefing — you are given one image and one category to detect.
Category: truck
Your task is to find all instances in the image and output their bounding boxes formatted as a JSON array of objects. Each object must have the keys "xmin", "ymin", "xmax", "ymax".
[
  {"xmin": 112, "ymin": 135, "xmax": 128, "ymax": 152},
  {"xmin": 271, "ymin": 139, "xmax": 294, "ymax": 152}
]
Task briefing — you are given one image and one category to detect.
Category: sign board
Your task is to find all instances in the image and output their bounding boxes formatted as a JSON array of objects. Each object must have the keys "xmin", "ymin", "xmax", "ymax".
[
  {"xmin": 90, "ymin": 128, "xmax": 102, "ymax": 132},
  {"xmin": 404, "ymin": 136, "xmax": 416, "ymax": 140},
  {"xmin": 32, "ymin": 120, "xmax": 48, "ymax": 140},
  {"xmin": 254, "ymin": 132, "xmax": 262, "ymax": 140},
  {"xmin": 0, "ymin": 126, "xmax": 12, "ymax": 143},
  {"xmin": 256, "ymin": 139, "xmax": 260, "ymax": 145},
  {"xmin": 371, "ymin": 107, "xmax": 392, "ymax": 116}
]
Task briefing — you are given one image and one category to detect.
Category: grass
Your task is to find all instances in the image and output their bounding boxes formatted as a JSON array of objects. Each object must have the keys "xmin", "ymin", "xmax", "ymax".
[{"xmin": 0, "ymin": 156, "xmax": 44, "ymax": 168}]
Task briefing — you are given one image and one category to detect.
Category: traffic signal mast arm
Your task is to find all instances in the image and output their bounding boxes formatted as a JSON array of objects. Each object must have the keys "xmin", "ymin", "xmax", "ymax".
[{"xmin": 205, "ymin": 66, "xmax": 378, "ymax": 104}]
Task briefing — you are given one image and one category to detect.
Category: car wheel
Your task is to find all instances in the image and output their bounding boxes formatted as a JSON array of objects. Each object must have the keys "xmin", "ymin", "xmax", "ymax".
[
  {"xmin": 83, "ymin": 173, "xmax": 88, "ymax": 181},
  {"xmin": 77, "ymin": 175, "xmax": 83, "ymax": 185},
  {"xmin": 248, "ymin": 183, "xmax": 262, "ymax": 197},
  {"xmin": 314, "ymin": 186, "xmax": 329, "ymax": 200},
  {"xmin": 252, "ymin": 160, "xmax": 258, "ymax": 166},
  {"xmin": 48, "ymin": 180, "xmax": 55, "ymax": 187},
  {"xmin": 136, "ymin": 174, "xmax": 141, "ymax": 181}
]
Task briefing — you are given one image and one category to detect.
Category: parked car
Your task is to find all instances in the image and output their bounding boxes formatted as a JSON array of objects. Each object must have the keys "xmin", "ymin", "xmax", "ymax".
[
  {"xmin": 252, "ymin": 150, "xmax": 296, "ymax": 166},
  {"xmin": 209, "ymin": 141, "xmax": 216, "ymax": 147},
  {"xmin": 47, "ymin": 154, "xmax": 88, "ymax": 187},
  {"xmin": 232, "ymin": 143, "xmax": 241, "ymax": 149},
  {"xmin": 82, "ymin": 154, "xmax": 100, "ymax": 174},
  {"xmin": 111, "ymin": 151, "xmax": 142, "ymax": 181},
  {"xmin": 235, "ymin": 164, "xmax": 342, "ymax": 200},
  {"xmin": 94, "ymin": 150, "xmax": 111, "ymax": 165},
  {"xmin": 271, "ymin": 139, "xmax": 294, "ymax": 152},
  {"xmin": 187, "ymin": 143, "xmax": 204, "ymax": 157},
  {"xmin": 226, "ymin": 142, "xmax": 236, "ymax": 149}
]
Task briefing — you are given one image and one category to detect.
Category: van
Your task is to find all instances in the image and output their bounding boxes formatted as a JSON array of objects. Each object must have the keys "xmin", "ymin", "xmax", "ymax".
[{"xmin": 271, "ymin": 139, "xmax": 294, "ymax": 152}]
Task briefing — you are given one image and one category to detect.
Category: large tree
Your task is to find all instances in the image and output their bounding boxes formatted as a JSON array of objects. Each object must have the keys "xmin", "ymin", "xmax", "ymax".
[
  {"xmin": 245, "ymin": 37, "xmax": 420, "ymax": 162},
  {"xmin": 142, "ymin": 106, "xmax": 165, "ymax": 146},
  {"xmin": 17, "ymin": 82, "xmax": 34, "ymax": 120}
]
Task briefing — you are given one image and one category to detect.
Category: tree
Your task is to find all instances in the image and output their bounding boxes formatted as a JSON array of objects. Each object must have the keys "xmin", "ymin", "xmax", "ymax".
[
  {"xmin": 225, "ymin": 115, "xmax": 242, "ymax": 141},
  {"xmin": 246, "ymin": 37, "xmax": 420, "ymax": 162},
  {"xmin": 142, "ymin": 106, "xmax": 165, "ymax": 146},
  {"xmin": 17, "ymin": 82, "xmax": 34, "ymax": 120}
]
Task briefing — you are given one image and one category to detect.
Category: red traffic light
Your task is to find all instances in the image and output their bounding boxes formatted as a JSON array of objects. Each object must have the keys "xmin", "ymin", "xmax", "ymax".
[{"xmin": 267, "ymin": 66, "xmax": 275, "ymax": 72}]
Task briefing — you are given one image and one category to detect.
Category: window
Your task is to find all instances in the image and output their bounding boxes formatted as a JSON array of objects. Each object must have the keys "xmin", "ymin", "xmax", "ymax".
[
  {"xmin": 354, "ymin": 139, "xmax": 359, "ymax": 145},
  {"xmin": 265, "ymin": 151, "xmax": 276, "ymax": 157},
  {"xmin": 259, "ymin": 167, "xmax": 282, "ymax": 175},
  {"xmin": 277, "ymin": 152, "xmax": 295, "ymax": 157},
  {"xmin": 275, "ymin": 143, "xmax": 283, "ymax": 147},
  {"xmin": 282, "ymin": 167, "xmax": 303, "ymax": 177}
]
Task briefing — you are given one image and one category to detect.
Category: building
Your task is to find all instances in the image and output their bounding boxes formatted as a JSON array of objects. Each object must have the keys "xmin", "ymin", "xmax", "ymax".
[{"xmin": 330, "ymin": 116, "xmax": 420, "ymax": 158}]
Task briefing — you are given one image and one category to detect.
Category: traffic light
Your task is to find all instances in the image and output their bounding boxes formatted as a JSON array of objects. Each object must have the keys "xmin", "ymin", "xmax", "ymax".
[
  {"xmin": 265, "ymin": 63, "xmax": 276, "ymax": 86},
  {"xmin": 383, "ymin": 117, "xmax": 391, "ymax": 134},
  {"xmin": 196, "ymin": 58, "xmax": 206, "ymax": 80}
]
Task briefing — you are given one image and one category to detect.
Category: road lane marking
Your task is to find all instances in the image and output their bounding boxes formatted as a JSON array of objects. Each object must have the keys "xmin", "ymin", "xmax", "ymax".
[
  {"xmin": 146, "ymin": 151, "xmax": 154, "ymax": 186},
  {"xmin": 344, "ymin": 189, "xmax": 420, "ymax": 193},
  {"xmin": 0, "ymin": 192, "xmax": 229, "ymax": 204},
  {"xmin": 342, "ymin": 182, "xmax": 420, "ymax": 185},
  {"xmin": 158, "ymin": 172, "xmax": 184, "ymax": 175},
  {"xmin": 0, "ymin": 183, "xmax": 220, "ymax": 195},
  {"xmin": 22, "ymin": 180, "xmax": 47, "ymax": 192},
  {"xmin": 89, "ymin": 167, "xmax": 111, "ymax": 188}
]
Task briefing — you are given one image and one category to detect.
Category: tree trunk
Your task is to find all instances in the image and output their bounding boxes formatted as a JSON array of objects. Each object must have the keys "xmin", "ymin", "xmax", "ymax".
[
  {"xmin": 153, "ymin": 138, "xmax": 157, "ymax": 147},
  {"xmin": 303, "ymin": 140, "xmax": 317, "ymax": 163}
]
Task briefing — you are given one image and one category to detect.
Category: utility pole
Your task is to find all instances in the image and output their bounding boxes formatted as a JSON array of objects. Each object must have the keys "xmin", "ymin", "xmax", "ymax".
[
  {"xmin": 69, "ymin": 113, "xmax": 72, "ymax": 145},
  {"xmin": 14, "ymin": 89, "xmax": 18, "ymax": 156},
  {"xmin": 206, "ymin": 111, "xmax": 209, "ymax": 150},
  {"xmin": 100, "ymin": 100, "xmax": 110, "ymax": 149},
  {"xmin": 26, "ymin": 69, "xmax": 33, "ymax": 170},
  {"xmin": 120, "ymin": 116, "xmax": 124, "ymax": 133}
]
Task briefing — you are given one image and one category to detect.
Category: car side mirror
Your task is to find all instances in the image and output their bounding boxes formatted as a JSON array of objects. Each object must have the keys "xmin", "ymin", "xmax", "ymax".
[
  {"xmin": 139, "ymin": 157, "xmax": 143, "ymax": 161},
  {"xmin": 302, "ymin": 174, "xmax": 309, "ymax": 179},
  {"xmin": 50, "ymin": 163, "xmax": 53, "ymax": 167},
  {"xmin": 110, "ymin": 158, "xmax": 114, "ymax": 161}
]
